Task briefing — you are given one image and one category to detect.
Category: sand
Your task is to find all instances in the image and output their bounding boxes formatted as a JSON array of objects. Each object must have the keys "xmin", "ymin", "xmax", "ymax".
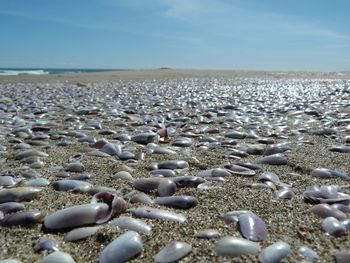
[{"xmin": 0, "ymin": 70, "xmax": 350, "ymax": 262}]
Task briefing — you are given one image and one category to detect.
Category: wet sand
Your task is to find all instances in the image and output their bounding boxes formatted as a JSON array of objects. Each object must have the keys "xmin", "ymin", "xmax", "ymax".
[{"xmin": 0, "ymin": 70, "xmax": 350, "ymax": 262}]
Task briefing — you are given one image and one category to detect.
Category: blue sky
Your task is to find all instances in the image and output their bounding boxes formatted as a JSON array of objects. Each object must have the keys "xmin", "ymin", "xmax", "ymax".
[{"xmin": 0, "ymin": 0, "xmax": 349, "ymax": 71}]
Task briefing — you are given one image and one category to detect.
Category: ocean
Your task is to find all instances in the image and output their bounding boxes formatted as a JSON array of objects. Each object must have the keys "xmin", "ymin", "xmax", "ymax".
[{"xmin": 0, "ymin": 68, "xmax": 126, "ymax": 76}]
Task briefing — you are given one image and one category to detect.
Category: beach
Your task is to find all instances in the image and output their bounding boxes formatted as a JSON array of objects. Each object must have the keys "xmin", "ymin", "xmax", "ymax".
[{"xmin": 1, "ymin": 70, "xmax": 350, "ymax": 262}]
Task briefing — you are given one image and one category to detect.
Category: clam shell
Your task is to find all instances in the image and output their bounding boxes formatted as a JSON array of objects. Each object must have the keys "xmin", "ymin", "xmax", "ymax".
[
  {"xmin": 214, "ymin": 236, "xmax": 261, "ymax": 257},
  {"xmin": 153, "ymin": 241, "xmax": 192, "ymax": 263},
  {"xmin": 110, "ymin": 216, "xmax": 151, "ymax": 235},
  {"xmin": 310, "ymin": 204, "xmax": 346, "ymax": 220},
  {"xmin": 99, "ymin": 231, "xmax": 143, "ymax": 263},
  {"xmin": 238, "ymin": 212, "xmax": 268, "ymax": 241},
  {"xmin": 322, "ymin": 217, "xmax": 346, "ymax": 237},
  {"xmin": 259, "ymin": 241, "xmax": 291, "ymax": 263}
]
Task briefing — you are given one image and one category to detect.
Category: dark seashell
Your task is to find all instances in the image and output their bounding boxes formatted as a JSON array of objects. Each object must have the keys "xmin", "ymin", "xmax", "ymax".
[
  {"xmin": 277, "ymin": 189, "xmax": 295, "ymax": 199},
  {"xmin": 151, "ymin": 169, "xmax": 176, "ymax": 177},
  {"xmin": 69, "ymin": 173, "xmax": 94, "ymax": 181},
  {"xmin": 238, "ymin": 212, "xmax": 268, "ymax": 241},
  {"xmin": 0, "ymin": 210, "xmax": 45, "ymax": 227},
  {"xmin": 15, "ymin": 150, "xmax": 48, "ymax": 160},
  {"xmin": 310, "ymin": 204, "xmax": 346, "ymax": 220},
  {"xmin": 311, "ymin": 168, "xmax": 350, "ymax": 180},
  {"xmin": 172, "ymin": 176, "xmax": 206, "ymax": 188},
  {"xmin": 34, "ymin": 237, "xmax": 59, "ymax": 253},
  {"xmin": 99, "ymin": 231, "xmax": 143, "ymax": 263},
  {"xmin": 224, "ymin": 164, "xmax": 256, "ymax": 176},
  {"xmin": 154, "ymin": 241, "xmax": 192, "ymax": 263},
  {"xmin": 263, "ymin": 144, "xmax": 290, "ymax": 156},
  {"xmin": 52, "ymin": 180, "xmax": 92, "ymax": 193},
  {"xmin": 236, "ymin": 162, "xmax": 262, "ymax": 171},
  {"xmin": 0, "ymin": 202, "xmax": 25, "ymax": 214},
  {"xmin": 329, "ymin": 145, "xmax": 350, "ymax": 153},
  {"xmin": 64, "ymin": 226, "xmax": 101, "ymax": 242},
  {"xmin": 214, "ymin": 236, "xmax": 260, "ymax": 257},
  {"xmin": 303, "ymin": 185, "xmax": 350, "ymax": 205},
  {"xmin": 23, "ymin": 178, "xmax": 50, "ymax": 187},
  {"xmin": 322, "ymin": 217, "xmax": 346, "ymax": 237},
  {"xmin": 226, "ymin": 149, "xmax": 248, "ymax": 158},
  {"xmin": 131, "ymin": 132, "xmax": 157, "ymax": 145},
  {"xmin": 0, "ymin": 187, "xmax": 41, "ymax": 203},
  {"xmin": 172, "ymin": 137, "xmax": 192, "ymax": 147},
  {"xmin": 259, "ymin": 154, "xmax": 287, "ymax": 165},
  {"xmin": 312, "ymin": 127, "xmax": 336, "ymax": 136},
  {"xmin": 100, "ymin": 143, "xmax": 122, "ymax": 156},
  {"xmin": 333, "ymin": 251, "xmax": 350, "ymax": 263},
  {"xmin": 127, "ymin": 207, "xmax": 186, "ymax": 222},
  {"xmin": 154, "ymin": 196, "xmax": 198, "ymax": 209},
  {"xmin": 66, "ymin": 162, "xmax": 85, "ymax": 173},
  {"xmin": 133, "ymin": 178, "xmax": 162, "ymax": 192},
  {"xmin": 158, "ymin": 160, "xmax": 189, "ymax": 170},
  {"xmin": 119, "ymin": 151, "xmax": 135, "ymax": 160},
  {"xmin": 332, "ymin": 203, "xmax": 350, "ymax": 213},
  {"xmin": 91, "ymin": 139, "xmax": 109, "ymax": 148},
  {"xmin": 224, "ymin": 130, "xmax": 246, "ymax": 139},
  {"xmin": 158, "ymin": 179, "xmax": 177, "ymax": 197},
  {"xmin": 258, "ymin": 172, "xmax": 280, "ymax": 183}
]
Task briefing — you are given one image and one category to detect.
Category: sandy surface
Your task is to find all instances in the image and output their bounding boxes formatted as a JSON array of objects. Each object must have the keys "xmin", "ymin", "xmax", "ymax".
[{"xmin": 0, "ymin": 70, "xmax": 350, "ymax": 263}]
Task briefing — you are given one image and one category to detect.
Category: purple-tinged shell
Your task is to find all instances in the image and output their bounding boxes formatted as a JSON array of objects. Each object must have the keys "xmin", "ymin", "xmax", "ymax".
[
  {"xmin": 99, "ymin": 231, "xmax": 143, "ymax": 263},
  {"xmin": 222, "ymin": 210, "xmax": 250, "ymax": 224},
  {"xmin": 127, "ymin": 207, "xmax": 186, "ymax": 222},
  {"xmin": 154, "ymin": 196, "xmax": 198, "ymax": 209},
  {"xmin": 0, "ymin": 210, "xmax": 45, "ymax": 227},
  {"xmin": 157, "ymin": 160, "xmax": 189, "ymax": 170},
  {"xmin": 153, "ymin": 241, "xmax": 192, "ymax": 263},
  {"xmin": 157, "ymin": 179, "xmax": 177, "ymax": 197},
  {"xmin": 129, "ymin": 192, "xmax": 153, "ymax": 205},
  {"xmin": 44, "ymin": 203, "xmax": 110, "ymax": 230},
  {"xmin": 259, "ymin": 241, "xmax": 291, "ymax": 263},
  {"xmin": 277, "ymin": 189, "xmax": 295, "ymax": 199},
  {"xmin": 133, "ymin": 178, "xmax": 162, "ymax": 192},
  {"xmin": 15, "ymin": 150, "xmax": 48, "ymax": 160},
  {"xmin": 303, "ymin": 186, "xmax": 350, "ymax": 205},
  {"xmin": 259, "ymin": 153, "xmax": 287, "ymax": 165},
  {"xmin": 151, "ymin": 169, "xmax": 176, "ymax": 177},
  {"xmin": 41, "ymin": 251, "xmax": 75, "ymax": 263},
  {"xmin": 171, "ymin": 176, "xmax": 206, "ymax": 188},
  {"xmin": 197, "ymin": 168, "xmax": 231, "ymax": 178},
  {"xmin": 238, "ymin": 212, "xmax": 268, "ymax": 241},
  {"xmin": 64, "ymin": 226, "xmax": 101, "ymax": 242},
  {"xmin": 332, "ymin": 203, "xmax": 350, "ymax": 213},
  {"xmin": 298, "ymin": 246, "xmax": 319, "ymax": 261},
  {"xmin": 194, "ymin": 229, "xmax": 221, "ymax": 239},
  {"xmin": 322, "ymin": 217, "xmax": 346, "ymax": 237},
  {"xmin": 311, "ymin": 168, "xmax": 350, "ymax": 180},
  {"xmin": 224, "ymin": 164, "xmax": 256, "ymax": 176},
  {"xmin": 333, "ymin": 251, "xmax": 350, "ymax": 263},
  {"xmin": 34, "ymin": 237, "xmax": 59, "ymax": 253},
  {"xmin": 0, "ymin": 187, "xmax": 41, "ymax": 203},
  {"xmin": 110, "ymin": 216, "xmax": 151, "ymax": 235},
  {"xmin": 310, "ymin": 204, "xmax": 347, "ymax": 220},
  {"xmin": 66, "ymin": 162, "xmax": 85, "ymax": 173},
  {"xmin": 258, "ymin": 172, "xmax": 280, "ymax": 183},
  {"xmin": 0, "ymin": 202, "xmax": 25, "ymax": 214},
  {"xmin": 52, "ymin": 180, "xmax": 92, "ymax": 193},
  {"xmin": 236, "ymin": 162, "xmax": 262, "ymax": 171},
  {"xmin": 214, "ymin": 237, "xmax": 261, "ymax": 257}
]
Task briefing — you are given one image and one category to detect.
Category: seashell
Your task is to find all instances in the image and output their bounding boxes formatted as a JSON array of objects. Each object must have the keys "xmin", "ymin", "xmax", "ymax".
[
  {"xmin": 277, "ymin": 189, "xmax": 295, "ymax": 199},
  {"xmin": 258, "ymin": 172, "xmax": 280, "ymax": 183},
  {"xmin": 332, "ymin": 203, "xmax": 350, "ymax": 213},
  {"xmin": 311, "ymin": 168, "xmax": 350, "ymax": 180},
  {"xmin": 52, "ymin": 180, "xmax": 92, "ymax": 193},
  {"xmin": 133, "ymin": 178, "xmax": 162, "ymax": 192},
  {"xmin": 118, "ymin": 151, "xmax": 135, "ymax": 160},
  {"xmin": 0, "ymin": 202, "xmax": 25, "ymax": 214},
  {"xmin": 172, "ymin": 137, "xmax": 192, "ymax": 147},
  {"xmin": 112, "ymin": 171, "xmax": 133, "ymax": 181},
  {"xmin": 158, "ymin": 160, "xmax": 189, "ymax": 170},
  {"xmin": 99, "ymin": 231, "xmax": 143, "ymax": 263},
  {"xmin": 0, "ymin": 210, "xmax": 45, "ymax": 227},
  {"xmin": 214, "ymin": 236, "xmax": 261, "ymax": 257},
  {"xmin": 151, "ymin": 147, "xmax": 176, "ymax": 155},
  {"xmin": 226, "ymin": 149, "xmax": 248, "ymax": 158},
  {"xmin": 15, "ymin": 150, "xmax": 48, "ymax": 160},
  {"xmin": 154, "ymin": 195, "xmax": 198, "ymax": 209},
  {"xmin": 66, "ymin": 162, "xmax": 85, "ymax": 173},
  {"xmin": 110, "ymin": 216, "xmax": 151, "ymax": 235},
  {"xmin": 298, "ymin": 246, "xmax": 319, "ymax": 261},
  {"xmin": 100, "ymin": 143, "xmax": 122, "ymax": 156},
  {"xmin": 259, "ymin": 241, "xmax": 291, "ymax": 263},
  {"xmin": 44, "ymin": 203, "xmax": 110, "ymax": 230},
  {"xmin": 131, "ymin": 132, "xmax": 158, "ymax": 145},
  {"xmin": 322, "ymin": 217, "xmax": 346, "ymax": 237},
  {"xmin": 34, "ymin": 237, "xmax": 59, "ymax": 253},
  {"xmin": 129, "ymin": 192, "xmax": 153, "ymax": 205},
  {"xmin": 69, "ymin": 173, "xmax": 94, "ymax": 181},
  {"xmin": 87, "ymin": 150, "xmax": 110, "ymax": 157},
  {"xmin": 341, "ymin": 219, "xmax": 350, "ymax": 229},
  {"xmin": 23, "ymin": 178, "xmax": 50, "ymax": 187},
  {"xmin": 41, "ymin": 251, "xmax": 75, "ymax": 263},
  {"xmin": 222, "ymin": 210, "xmax": 250, "ymax": 224},
  {"xmin": 0, "ymin": 187, "xmax": 41, "ymax": 203},
  {"xmin": 193, "ymin": 229, "xmax": 221, "ymax": 239},
  {"xmin": 197, "ymin": 168, "xmax": 231, "ymax": 178},
  {"xmin": 304, "ymin": 185, "xmax": 350, "ymax": 205},
  {"xmin": 329, "ymin": 145, "xmax": 350, "ymax": 153},
  {"xmin": 157, "ymin": 179, "xmax": 177, "ymax": 197},
  {"xmin": 151, "ymin": 169, "xmax": 176, "ymax": 177},
  {"xmin": 22, "ymin": 170, "xmax": 40, "ymax": 178},
  {"xmin": 236, "ymin": 162, "xmax": 262, "ymax": 171},
  {"xmin": 263, "ymin": 144, "xmax": 290, "ymax": 156},
  {"xmin": 64, "ymin": 226, "xmax": 101, "ymax": 242},
  {"xmin": 259, "ymin": 154, "xmax": 287, "ymax": 165},
  {"xmin": 154, "ymin": 241, "xmax": 191, "ymax": 263},
  {"xmin": 127, "ymin": 207, "xmax": 186, "ymax": 222},
  {"xmin": 0, "ymin": 176, "xmax": 18, "ymax": 187},
  {"xmin": 171, "ymin": 176, "xmax": 206, "ymax": 188},
  {"xmin": 310, "ymin": 204, "xmax": 346, "ymax": 220},
  {"xmin": 238, "ymin": 212, "xmax": 268, "ymax": 241},
  {"xmin": 333, "ymin": 251, "xmax": 350, "ymax": 263},
  {"xmin": 224, "ymin": 130, "xmax": 246, "ymax": 139},
  {"xmin": 224, "ymin": 164, "xmax": 256, "ymax": 176}
]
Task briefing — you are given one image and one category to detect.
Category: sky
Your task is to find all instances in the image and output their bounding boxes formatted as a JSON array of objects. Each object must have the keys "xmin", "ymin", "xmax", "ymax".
[{"xmin": 0, "ymin": 0, "xmax": 349, "ymax": 71}]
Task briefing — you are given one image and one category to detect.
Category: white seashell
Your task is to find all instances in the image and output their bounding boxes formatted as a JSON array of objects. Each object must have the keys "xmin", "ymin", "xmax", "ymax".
[{"xmin": 214, "ymin": 236, "xmax": 260, "ymax": 257}]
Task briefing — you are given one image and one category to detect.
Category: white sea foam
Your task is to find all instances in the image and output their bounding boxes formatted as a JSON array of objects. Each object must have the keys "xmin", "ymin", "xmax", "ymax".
[{"xmin": 0, "ymin": 70, "xmax": 49, "ymax": 76}]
